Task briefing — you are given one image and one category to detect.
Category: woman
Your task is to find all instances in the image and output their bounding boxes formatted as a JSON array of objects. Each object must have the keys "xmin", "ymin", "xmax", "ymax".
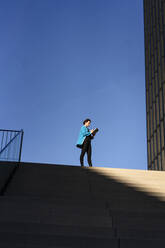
[{"xmin": 76, "ymin": 118, "xmax": 94, "ymax": 167}]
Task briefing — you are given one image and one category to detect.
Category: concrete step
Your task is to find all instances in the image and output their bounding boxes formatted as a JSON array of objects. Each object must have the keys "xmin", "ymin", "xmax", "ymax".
[
  {"xmin": 0, "ymin": 198, "xmax": 112, "ymax": 227},
  {"xmin": 0, "ymin": 232, "xmax": 118, "ymax": 248},
  {"xmin": 120, "ymin": 238, "xmax": 165, "ymax": 248},
  {"xmin": 113, "ymin": 215, "xmax": 165, "ymax": 228},
  {"xmin": 0, "ymin": 222, "xmax": 115, "ymax": 238},
  {"xmin": 0, "ymin": 201, "xmax": 109, "ymax": 217},
  {"xmin": 117, "ymin": 228, "xmax": 165, "ymax": 239},
  {"xmin": 0, "ymin": 195, "xmax": 108, "ymax": 208},
  {"xmin": 112, "ymin": 211, "xmax": 165, "ymax": 229},
  {"xmin": 0, "ymin": 213, "xmax": 112, "ymax": 228},
  {"xmin": 90, "ymin": 167, "xmax": 165, "ymax": 199},
  {"xmin": 5, "ymin": 163, "xmax": 165, "ymax": 201},
  {"xmin": 0, "ymin": 196, "xmax": 108, "ymax": 209},
  {"xmin": 110, "ymin": 209, "xmax": 165, "ymax": 217},
  {"xmin": 108, "ymin": 204, "xmax": 165, "ymax": 213}
]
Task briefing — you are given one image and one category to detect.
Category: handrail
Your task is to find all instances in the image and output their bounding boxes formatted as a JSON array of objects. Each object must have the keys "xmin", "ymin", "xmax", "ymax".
[
  {"xmin": 0, "ymin": 129, "xmax": 22, "ymax": 132},
  {"xmin": 0, "ymin": 129, "xmax": 24, "ymax": 162}
]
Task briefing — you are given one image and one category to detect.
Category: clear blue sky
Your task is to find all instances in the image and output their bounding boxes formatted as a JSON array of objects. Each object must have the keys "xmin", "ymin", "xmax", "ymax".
[{"xmin": 0, "ymin": 0, "xmax": 147, "ymax": 169}]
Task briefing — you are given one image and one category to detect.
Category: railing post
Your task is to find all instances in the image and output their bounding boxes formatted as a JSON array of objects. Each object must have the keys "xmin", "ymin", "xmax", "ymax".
[{"xmin": 19, "ymin": 130, "xmax": 24, "ymax": 162}]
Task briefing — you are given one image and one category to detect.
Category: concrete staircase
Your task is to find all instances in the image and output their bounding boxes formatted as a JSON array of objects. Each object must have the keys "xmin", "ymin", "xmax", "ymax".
[{"xmin": 0, "ymin": 162, "xmax": 165, "ymax": 247}]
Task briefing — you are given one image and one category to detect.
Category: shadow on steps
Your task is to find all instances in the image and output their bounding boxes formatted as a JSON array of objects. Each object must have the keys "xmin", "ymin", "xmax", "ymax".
[{"xmin": 0, "ymin": 162, "xmax": 165, "ymax": 247}]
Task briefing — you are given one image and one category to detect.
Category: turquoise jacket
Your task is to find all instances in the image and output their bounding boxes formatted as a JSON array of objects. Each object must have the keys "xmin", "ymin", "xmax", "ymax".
[{"xmin": 77, "ymin": 125, "xmax": 91, "ymax": 145}]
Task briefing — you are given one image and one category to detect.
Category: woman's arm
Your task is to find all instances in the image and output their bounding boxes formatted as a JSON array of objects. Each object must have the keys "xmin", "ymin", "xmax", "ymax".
[{"xmin": 81, "ymin": 126, "xmax": 91, "ymax": 137}]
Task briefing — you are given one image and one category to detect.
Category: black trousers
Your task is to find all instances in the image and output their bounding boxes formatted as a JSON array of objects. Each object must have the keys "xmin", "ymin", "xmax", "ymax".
[{"xmin": 80, "ymin": 136, "xmax": 92, "ymax": 167}]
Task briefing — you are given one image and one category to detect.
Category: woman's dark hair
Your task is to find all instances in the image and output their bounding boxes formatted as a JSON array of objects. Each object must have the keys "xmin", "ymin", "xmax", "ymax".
[{"xmin": 83, "ymin": 118, "xmax": 91, "ymax": 125}]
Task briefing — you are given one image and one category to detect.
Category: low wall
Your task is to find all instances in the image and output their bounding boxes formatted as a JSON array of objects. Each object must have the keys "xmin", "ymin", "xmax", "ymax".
[{"xmin": 0, "ymin": 161, "xmax": 18, "ymax": 194}]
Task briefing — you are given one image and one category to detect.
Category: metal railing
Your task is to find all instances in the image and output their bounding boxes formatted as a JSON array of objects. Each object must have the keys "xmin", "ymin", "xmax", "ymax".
[{"xmin": 0, "ymin": 129, "xmax": 24, "ymax": 162}]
